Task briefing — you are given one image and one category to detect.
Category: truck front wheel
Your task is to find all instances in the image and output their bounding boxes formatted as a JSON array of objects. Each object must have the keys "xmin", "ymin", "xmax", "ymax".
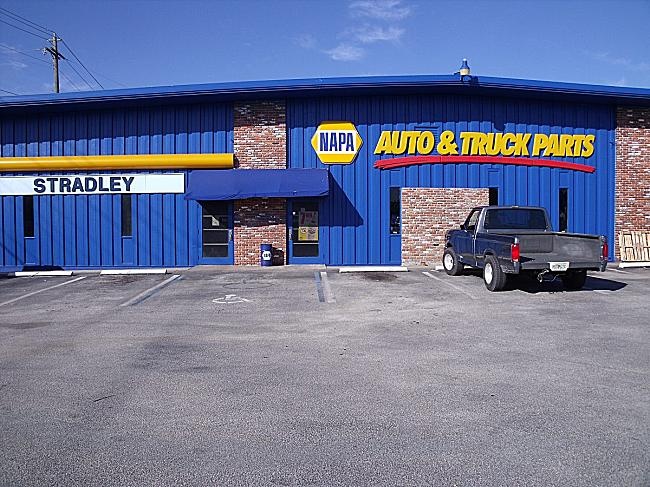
[
  {"xmin": 442, "ymin": 248, "xmax": 463, "ymax": 276},
  {"xmin": 484, "ymin": 255, "xmax": 507, "ymax": 291},
  {"xmin": 561, "ymin": 270, "xmax": 587, "ymax": 290}
]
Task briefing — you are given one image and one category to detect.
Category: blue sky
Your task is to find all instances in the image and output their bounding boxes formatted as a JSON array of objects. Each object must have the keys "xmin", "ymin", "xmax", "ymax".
[{"xmin": 1, "ymin": 0, "xmax": 649, "ymax": 96}]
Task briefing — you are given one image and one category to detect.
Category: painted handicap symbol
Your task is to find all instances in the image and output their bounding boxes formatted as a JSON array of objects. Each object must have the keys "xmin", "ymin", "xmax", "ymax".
[{"xmin": 212, "ymin": 294, "xmax": 250, "ymax": 304}]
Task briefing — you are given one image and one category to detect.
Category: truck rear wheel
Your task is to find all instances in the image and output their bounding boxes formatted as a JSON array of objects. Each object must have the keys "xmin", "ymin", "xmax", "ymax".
[
  {"xmin": 561, "ymin": 270, "xmax": 587, "ymax": 290},
  {"xmin": 484, "ymin": 255, "xmax": 507, "ymax": 291},
  {"xmin": 442, "ymin": 248, "xmax": 463, "ymax": 276}
]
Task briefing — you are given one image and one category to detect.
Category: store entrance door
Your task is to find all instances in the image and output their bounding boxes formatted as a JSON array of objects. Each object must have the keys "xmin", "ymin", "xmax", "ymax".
[
  {"xmin": 199, "ymin": 201, "xmax": 234, "ymax": 264},
  {"xmin": 288, "ymin": 199, "xmax": 322, "ymax": 264}
]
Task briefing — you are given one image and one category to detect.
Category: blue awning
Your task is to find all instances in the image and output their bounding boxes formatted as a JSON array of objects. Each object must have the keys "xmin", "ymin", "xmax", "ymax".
[{"xmin": 184, "ymin": 168, "xmax": 329, "ymax": 200}]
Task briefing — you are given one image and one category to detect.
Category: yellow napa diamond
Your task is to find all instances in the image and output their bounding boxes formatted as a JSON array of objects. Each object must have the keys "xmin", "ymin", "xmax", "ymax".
[{"xmin": 311, "ymin": 121, "xmax": 363, "ymax": 165}]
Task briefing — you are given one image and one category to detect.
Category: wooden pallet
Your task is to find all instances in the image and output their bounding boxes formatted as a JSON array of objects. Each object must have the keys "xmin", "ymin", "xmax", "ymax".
[{"xmin": 619, "ymin": 232, "xmax": 650, "ymax": 261}]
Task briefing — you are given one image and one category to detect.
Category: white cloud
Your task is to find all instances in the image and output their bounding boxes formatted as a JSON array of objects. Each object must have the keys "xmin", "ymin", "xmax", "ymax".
[
  {"xmin": 1, "ymin": 59, "xmax": 28, "ymax": 70},
  {"xmin": 348, "ymin": 25, "xmax": 404, "ymax": 43},
  {"xmin": 294, "ymin": 33, "xmax": 316, "ymax": 49},
  {"xmin": 586, "ymin": 50, "xmax": 650, "ymax": 72},
  {"xmin": 349, "ymin": 0, "xmax": 412, "ymax": 21},
  {"xmin": 325, "ymin": 43, "xmax": 365, "ymax": 61},
  {"xmin": 609, "ymin": 77, "xmax": 628, "ymax": 87},
  {"xmin": 322, "ymin": 1, "xmax": 411, "ymax": 62},
  {"xmin": 0, "ymin": 44, "xmax": 29, "ymax": 70}
]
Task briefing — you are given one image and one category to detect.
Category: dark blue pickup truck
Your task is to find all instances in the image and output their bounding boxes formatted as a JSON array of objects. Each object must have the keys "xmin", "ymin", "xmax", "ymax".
[{"xmin": 443, "ymin": 206, "xmax": 608, "ymax": 291}]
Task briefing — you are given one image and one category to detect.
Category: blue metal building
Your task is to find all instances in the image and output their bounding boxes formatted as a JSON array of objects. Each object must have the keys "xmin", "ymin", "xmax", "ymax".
[{"xmin": 1, "ymin": 75, "xmax": 649, "ymax": 271}]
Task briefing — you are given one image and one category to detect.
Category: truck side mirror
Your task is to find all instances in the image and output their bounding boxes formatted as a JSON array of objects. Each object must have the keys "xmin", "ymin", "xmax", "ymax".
[{"xmin": 460, "ymin": 224, "xmax": 466, "ymax": 230}]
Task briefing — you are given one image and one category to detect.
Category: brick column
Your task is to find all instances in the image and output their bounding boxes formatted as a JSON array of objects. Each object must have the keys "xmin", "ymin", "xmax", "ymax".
[
  {"xmin": 401, "ymin": 188, "xmax": 489, "ymax": 266},
  {"xmin": 615, "ymin": 107, "xmax": 650, "ymax": 260},
  {"xmin": 233, "ymin": 101, "xmax": 287, "ymax": 265}
]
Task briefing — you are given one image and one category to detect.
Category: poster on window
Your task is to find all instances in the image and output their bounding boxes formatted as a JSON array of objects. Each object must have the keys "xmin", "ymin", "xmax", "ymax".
[{"xmin": 298, "ymin": 209, "xmax": 318, "ymax": 241}]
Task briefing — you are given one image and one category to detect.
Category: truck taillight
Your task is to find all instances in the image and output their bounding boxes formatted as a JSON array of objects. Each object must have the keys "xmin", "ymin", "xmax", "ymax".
[
  {"xmin": 511, "ymin": 243, "xmax": 520, "ymax": 262},
  {"xmin": 602, "ymin": 240, "xmax": 608, "ymax": 260}
]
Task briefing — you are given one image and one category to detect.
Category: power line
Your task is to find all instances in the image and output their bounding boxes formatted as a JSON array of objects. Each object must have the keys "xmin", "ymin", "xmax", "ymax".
[
  {"xmin": 58, "ymin": 69, "xmax": 82, "ymax": 92},
  {"xmin": 0, "ymin": 42, "xmax": 50, "ymax": 65},
  {"xmin": 1, "ymin": 8, "xmax": 116, "ymax": 91},
  {"xmin": 0, "ymin": 88, "xmax": 19, "ymax": 95},
  {"xmin": 0, "ymin": 7, "xmax": 51, "ymax": 35},
  {"xmin": 59, "ymin": 39, "xmax": 104, "ymax": 89},
  {"xmin": 61, "ymin": 58, "xmax": 95, "ymax": 90},
  {"xmin": 0, "ymin": 18, "xmax": 48, "ymax": 40},
  {"xmin": 87, "ymin": 69, "xmax": 128, "ymax": 88}
]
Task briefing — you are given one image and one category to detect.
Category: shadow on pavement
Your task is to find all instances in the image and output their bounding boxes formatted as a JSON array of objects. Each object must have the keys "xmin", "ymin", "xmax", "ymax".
[
  {"xmin": 456, "ymin": 269, "xmax": 627, "ymax": 294},
  {"xmin": 509, "ymin": 275, "xmax": 627, "ymax": 294}
]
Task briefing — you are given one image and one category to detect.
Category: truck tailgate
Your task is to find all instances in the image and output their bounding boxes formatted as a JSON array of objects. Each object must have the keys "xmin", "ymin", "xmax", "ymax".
[{"xmin": 517, "ymin": 233, "xmax": 602, "ymax": 267}]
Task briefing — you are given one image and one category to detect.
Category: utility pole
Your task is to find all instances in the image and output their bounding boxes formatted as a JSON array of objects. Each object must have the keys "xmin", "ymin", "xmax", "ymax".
[{"xmin": 44, "ymin": 33, "xmax": 64, "ymax": 93}]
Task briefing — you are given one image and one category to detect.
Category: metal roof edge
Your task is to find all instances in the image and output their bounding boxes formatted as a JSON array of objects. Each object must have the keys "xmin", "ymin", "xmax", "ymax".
[{"xmin": 1, "ymin": 74, "xmax": 649, "ymax": 108}]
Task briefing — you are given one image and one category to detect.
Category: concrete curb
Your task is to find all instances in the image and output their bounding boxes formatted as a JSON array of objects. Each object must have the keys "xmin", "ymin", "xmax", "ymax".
[
  {"xmin": 338, "ymin": 266, "xmax": 409, "ymax": 273},
  {"xmin": 100, "ymin": 269, "xmax": 168, "ymax": 275},
  {"xmin": 618, "ymin": 262, "xmax": 650, "ymax": 268},
  {"xmin": 13, "ymin": 271, "xmax": 74, "ymax": 277}
]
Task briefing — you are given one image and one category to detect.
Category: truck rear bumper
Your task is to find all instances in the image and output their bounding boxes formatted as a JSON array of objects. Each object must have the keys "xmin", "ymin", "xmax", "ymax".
[{"xmin": 519, "ymin": 261, "xmax": 606, "ymax": 272}]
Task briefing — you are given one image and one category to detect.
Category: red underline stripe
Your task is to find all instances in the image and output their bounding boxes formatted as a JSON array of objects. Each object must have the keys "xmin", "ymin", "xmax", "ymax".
[{"xmin": 374, "ymin": 155, "xmax": 595, "ymax": 173}]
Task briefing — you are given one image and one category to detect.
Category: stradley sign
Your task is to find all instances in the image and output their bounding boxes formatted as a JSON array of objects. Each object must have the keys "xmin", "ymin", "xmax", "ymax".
[{"xmin": 0, "ymin": 173, "xmax": 185, "ymax": 195}]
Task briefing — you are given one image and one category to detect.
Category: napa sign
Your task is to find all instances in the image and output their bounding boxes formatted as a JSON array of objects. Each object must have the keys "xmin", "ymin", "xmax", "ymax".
[
  {"xmin": 374, "ymin": 130, "xmax": 595, "ymax": 158},
  {"xmin": 372, "ymin": 129, "xmax": 597, "ymax": 173},
  {"xmin": 311, "ymin": 121, "xmax": 597, "ymax": 173},
  {"xmin": 311, "ymin": 122, "xmax": 363, "ymax": 164}
]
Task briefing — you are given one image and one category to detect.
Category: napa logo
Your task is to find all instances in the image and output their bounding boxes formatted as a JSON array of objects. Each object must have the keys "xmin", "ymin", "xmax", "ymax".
[{"xmin": 311, "ymin": 121, "xmax": 363, "ymax": 164}]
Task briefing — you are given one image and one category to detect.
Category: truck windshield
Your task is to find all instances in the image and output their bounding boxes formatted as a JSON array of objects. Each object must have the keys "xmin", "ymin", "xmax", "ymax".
[{"xmin": 484, "ymin": 208, "xmax": 548, "ymax": 230}]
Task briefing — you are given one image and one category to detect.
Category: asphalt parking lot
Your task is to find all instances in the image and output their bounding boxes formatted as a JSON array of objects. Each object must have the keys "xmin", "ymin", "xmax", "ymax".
[{"xmin": 1, "ymin": 266, "xmax": 649, "ymax": 486}]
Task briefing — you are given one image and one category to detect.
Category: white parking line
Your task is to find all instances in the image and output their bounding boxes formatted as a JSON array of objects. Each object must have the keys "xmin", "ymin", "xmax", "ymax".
[
  {"xmin": 582, "ymin": 287, "xmax": 611, "ymax": 295},
  {"xmin": 119, "ymin": 274, "xmax": 181, "ymax": 307},
  {"xmin": 422, "ymin": 271, "xmax": 479, "ymax": 300},
  {"xmin": 0, "ymin": 276, "xmax": 87, "ymax": 307},
  {"xmin": 320, "ymin": 271, "xmax": 336, "ymax": 303},
  {"xmin": 610, "ymin": 268, "xmax": 629, "ymax": 274},
  {"xmin": 583, "ymin": 280, "xmax": 613, "ymax": 295}
]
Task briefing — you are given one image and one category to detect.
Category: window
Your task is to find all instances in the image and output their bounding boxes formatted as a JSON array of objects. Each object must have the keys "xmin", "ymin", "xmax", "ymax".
[
  {"xmin": 559, "ymin": 188, "xmax": 568, "ymax": 232},
  {"xmin": 389, "ymin": 187, "xmax": 401, "ymax": 235},
  {"xmin": 464, "ymin": 209, "xmax": 480, "ymax": 233},
  {"xmin": 484, "ymin": 208, "xmax": 548, "ymax": 230},
  {"xmin": 489, "ymin": 187, "xmax": 499, "ymax": 206},
  {"xmin": 121, "ymin": 195, "xmax": 132, "ymax": 237},
  {"xmin": 23, "ymin": 196, "xmax": 34, "ymax": 238}
]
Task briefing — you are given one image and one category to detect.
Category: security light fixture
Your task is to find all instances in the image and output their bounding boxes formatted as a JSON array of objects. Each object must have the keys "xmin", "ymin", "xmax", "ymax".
[{"xmin": 456, "ymin": 58, "xmax": 473, "ymax": 83}]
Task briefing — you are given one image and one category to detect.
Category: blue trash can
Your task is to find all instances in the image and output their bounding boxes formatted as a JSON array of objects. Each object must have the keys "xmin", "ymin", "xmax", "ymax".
[{"xmin": 260, "ymin": 243, "xmax": 272, "ymax": 267}]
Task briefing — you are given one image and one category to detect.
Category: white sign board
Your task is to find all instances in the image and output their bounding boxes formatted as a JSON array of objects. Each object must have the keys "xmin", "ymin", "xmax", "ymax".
[{"xmin": 0, "ymin": 174, "xmax": 185, "ymax": 195}]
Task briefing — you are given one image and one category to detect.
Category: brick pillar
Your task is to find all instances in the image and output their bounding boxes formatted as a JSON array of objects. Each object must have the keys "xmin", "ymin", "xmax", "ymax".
[
  {"xmin": 233, "ymin": 101, "xmax": 287, "ymax": 265},
  {"xmin": 401, "ymin": 188, "xmax": 489, "ymax": 266},
  {"xmin": 615, "ymin": 107, "xmax": 650, "ymax": 260}
]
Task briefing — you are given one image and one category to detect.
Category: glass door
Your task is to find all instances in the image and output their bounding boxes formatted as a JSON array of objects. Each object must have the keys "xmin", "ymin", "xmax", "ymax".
[
  {"xmin": 388, "ymin": 187, "xmax": 401, "ymax": 265},
  {"xmin": 288, "ymin": 200, "xmax": 322, "ymax": 264},
  {"xmin": 199, "ymin": 201, "xmax": 234, "ymax": 264},
  {"xmin": 22, "ymin": 195, "xmax": 39, "ymax": 268}
]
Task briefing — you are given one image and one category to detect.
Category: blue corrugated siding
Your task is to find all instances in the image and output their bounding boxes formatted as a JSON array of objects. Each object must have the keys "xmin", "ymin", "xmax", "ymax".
[
  {"xmin": 288, "ymin": 95, "xmax": 616, "ymax": 265},
  {"xmin": 0, "ymin": 103, "xmax": 232, "ymax": 271}
]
